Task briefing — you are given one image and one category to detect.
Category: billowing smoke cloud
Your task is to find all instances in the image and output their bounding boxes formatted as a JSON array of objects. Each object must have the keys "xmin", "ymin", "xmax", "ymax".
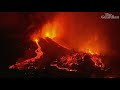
[
  {"xmin": 1, "ymin": 12, "xmax": 119, "ymax": 56},
  {"xmin": 51, "ymin": 12, "xmax": 111, "ymax": 54},
  {"xmin": 62, "ymin": 12, "xmax": 120, "ymax": 56},
  {"xmin": 26, "ymin": 12, "xmax": 120, "ymax": 56},
  {"xmin": 24, "ymin": 12, "xmax": 58, "ymax": 40}
]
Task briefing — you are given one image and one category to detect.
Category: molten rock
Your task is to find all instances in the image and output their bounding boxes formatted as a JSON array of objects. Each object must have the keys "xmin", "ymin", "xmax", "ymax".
[
  {"xmin": 9, "ymin": 37, "xmax": 111, "ymax": 78},
  {"xmin": 9, "ymin": 37, "xmax": 69, "ymax": 70}
]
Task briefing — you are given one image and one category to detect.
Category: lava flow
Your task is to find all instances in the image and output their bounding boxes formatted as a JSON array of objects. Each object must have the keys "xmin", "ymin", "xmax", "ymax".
[
  {"xmin": 8, "ymin": 12, "xmax": 112, "ymax": 78},
  {"xmin": 51, "ymin": 49, "xmax": 105, "ymax": 72},
  {"xmin": 9, "ymin": 38, "xmax": 43, "ymax": 70},
  {"xmin": 33, "ymin": 38, "xmax": 43, "ymax": 60}
]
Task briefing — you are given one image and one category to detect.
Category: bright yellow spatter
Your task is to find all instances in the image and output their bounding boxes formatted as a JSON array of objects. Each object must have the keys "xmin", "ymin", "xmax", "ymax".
[
  {"xmin": 45, "ymin": 32, "xmax": 50, "ymax": 37},
  {"xmin": 88, "ymin": 49, "xmax": 94, "ymax": 55},
  {"xmin": 35, "ymin": 39, "xmax": 39, "ymax": 43}
]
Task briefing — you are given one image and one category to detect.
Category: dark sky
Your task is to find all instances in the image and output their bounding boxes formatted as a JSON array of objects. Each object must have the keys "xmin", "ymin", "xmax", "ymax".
[{"xmin": 0, "ymin": 12, "xmax": 120, "ymax": 70}]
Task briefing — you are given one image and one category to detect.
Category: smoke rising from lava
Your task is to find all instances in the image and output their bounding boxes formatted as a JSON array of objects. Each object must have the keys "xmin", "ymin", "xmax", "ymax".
[
  {"xmin": 29, "ymin": 12, "xmax": 113, "ymax": 55},
  {"xmin": 8, "ymin": 12, "xmax": 120, "ymax": 77},
  {"xmin": 0, "ymin": 12, "xmax": 119, "ymax": 56}
]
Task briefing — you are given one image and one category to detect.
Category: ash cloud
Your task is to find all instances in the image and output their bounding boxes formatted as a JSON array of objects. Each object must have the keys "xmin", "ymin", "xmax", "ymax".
[
  {"xmin": 0, "ymin": 12, "xmax": 120, "ymax": 55},
  {"xmin": 54, "ymin": 12, "xmax": 120, "ymax": 56}
]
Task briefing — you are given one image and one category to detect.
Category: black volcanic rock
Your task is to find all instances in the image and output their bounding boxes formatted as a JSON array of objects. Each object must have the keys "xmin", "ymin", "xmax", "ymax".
[
  {"xmin": 9, "ymin": 37, "xmax": 70, "ymax": 70},
  {"xmin": 33, "ymin": 37, "xmax": 70, "ymax": 69},
  {"xmin": 8, "ymin": 37, "xmax": 111, "ymax": 78},
  {"xmin": 39, "ymin": 37, "xmax": 69, "ymax": 57}
]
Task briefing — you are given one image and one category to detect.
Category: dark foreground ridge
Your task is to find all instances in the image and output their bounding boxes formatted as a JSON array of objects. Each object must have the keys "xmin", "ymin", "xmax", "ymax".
[
  {"xmin": 0, "ymin": 66, "xmax": 111, "ymax": 78},
  {"xmin": 7, "ymin": 37, "xmax": 111, "ymax": 78}
]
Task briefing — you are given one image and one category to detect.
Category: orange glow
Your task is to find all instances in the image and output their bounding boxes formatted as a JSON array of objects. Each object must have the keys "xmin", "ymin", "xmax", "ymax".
[
  {"xmin": 30, "ymin": 32, "xmax": 41, "ymax": 44},
  {"xmin": 79, "ymin": 47, "xmax": 99, "ymax": 55},
  {"xmin": 87, "ymin": 48, "xmax": 95, "ymax": 55},
  {"xmin": 44, "ymin": 31, "xmax": 56, "ymax": 39},
  {"xmin": 35, "ymin": 38, "xmax": 39, "ymax": 43},
  {"xmin": 30, "ymin": 13, "xmax": 107, "ymax": 55},
  {"xmin": 30, "ymin": 15, "xmax": 64, "ymax": 45},
  {"xmin": 9, "ymin": 38, "xmax": 43, "ymax": 70},
  {"xmin": 45, "ymin": 32, "xmax": 50, "ymax": 37},
  {"xmin": 41, "ymin": 21, "xmax": 61, "ymax": 39}
]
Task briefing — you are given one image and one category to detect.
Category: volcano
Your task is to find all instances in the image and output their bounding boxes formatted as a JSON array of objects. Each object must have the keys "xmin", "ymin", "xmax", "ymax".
[
  {"xmin": 9, "ymin": 37, "xmax": 111, "ymax": 78},
  {"xmin": 3, "ymin": 12, "xmax": 119, "ymax": 78},
  {"xmin": 9, "ymin": 37, "xmax": 69, "ymax": 70}
]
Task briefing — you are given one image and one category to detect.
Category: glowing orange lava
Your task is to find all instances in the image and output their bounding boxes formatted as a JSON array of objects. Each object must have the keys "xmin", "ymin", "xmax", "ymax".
[
  {"xmin": 87, "ymin": 48, "xmax": 96, "ymax": 55},
  {"xmin": 35, "ymin": 38, "xmax": 39, "ymax": 43},
  {"xmin": 9, "ymin": 38, "xmax": 43, "ymax": 70},
  {"xmin": 79, "ymin": 47, "xmax": 99, "ymax": 55},
  {"xmin": 41, "ymin": 21, "xmax": 61, "ymax": 39}
]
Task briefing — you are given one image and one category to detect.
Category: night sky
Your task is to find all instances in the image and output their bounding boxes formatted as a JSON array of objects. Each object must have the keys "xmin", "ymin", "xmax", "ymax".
[{"xmin": 0, "ymin": 12, "xmax": 120, "ymax": 72}]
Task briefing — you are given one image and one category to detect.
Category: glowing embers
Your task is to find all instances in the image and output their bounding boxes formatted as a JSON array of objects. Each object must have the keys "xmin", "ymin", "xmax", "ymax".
[
  {"xmin": 83, "ymin": 48, "xmax": 99, "ymax": 55},
  {"xmin": 51, "ymin": 50, "xmax": 105, "ymax": 72},
  {"xmin": 87, "ymin": 49, "xmax": 94, "ymax": 55},
  {"xmin": 83, "ymin": 48, "xmax": 104, "ymax": 68}
]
